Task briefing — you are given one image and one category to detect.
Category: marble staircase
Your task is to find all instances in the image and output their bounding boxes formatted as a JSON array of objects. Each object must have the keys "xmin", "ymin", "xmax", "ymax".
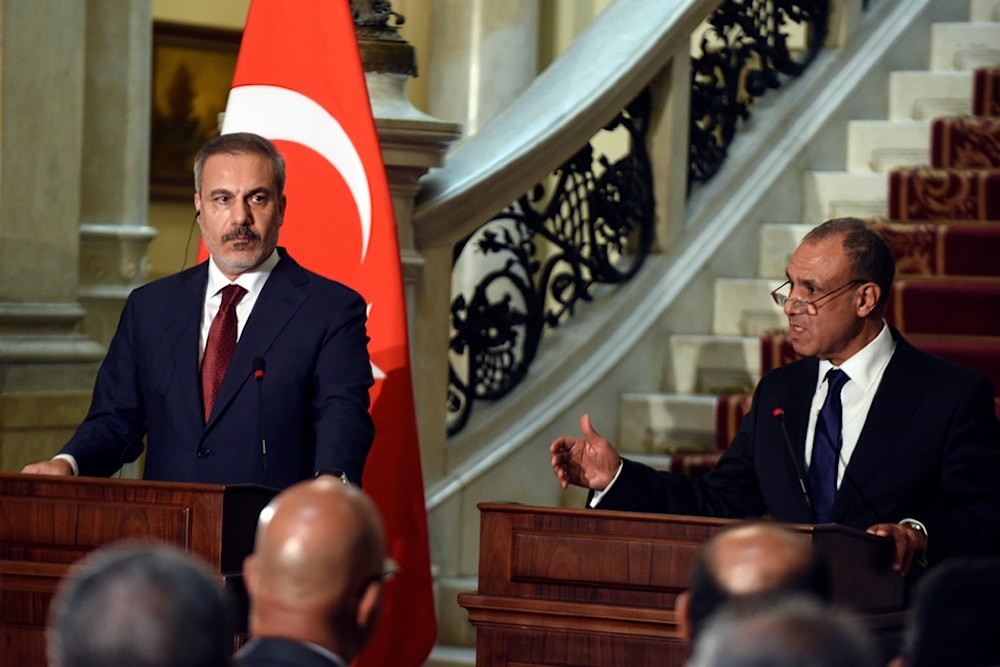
[
  {"xmin": 617, "ymin": 2, "xmax": 1000, "ymax": 463},
  {"xmin": 424, "ymin": 2, "xmax": 1000, "ymax": 665}
]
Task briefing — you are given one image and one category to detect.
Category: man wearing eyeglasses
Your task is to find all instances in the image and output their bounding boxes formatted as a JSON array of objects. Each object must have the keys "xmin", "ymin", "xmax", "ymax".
[
  {"xmin": 235, "ymin": 477, "xmax": 391, "ymax": 667},
  {"xmin": 551, "ymin": 217, "xmax": 1000, "ymax": 576}
]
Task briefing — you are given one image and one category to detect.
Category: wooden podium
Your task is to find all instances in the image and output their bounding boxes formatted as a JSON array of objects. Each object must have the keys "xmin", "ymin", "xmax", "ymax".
[
  {"xmin": 0, "ymin": 472, "xmax": 276, "ymax": 665},
  {"xmin": 459, "ymin": 503, "xmax": 909, "ymax": 667}
]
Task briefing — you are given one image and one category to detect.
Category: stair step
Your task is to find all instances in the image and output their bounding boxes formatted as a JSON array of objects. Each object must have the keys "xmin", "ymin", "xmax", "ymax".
[
  {"xmin": 846, "ymin": 120, "xmax": 930, "ymax": 173},
  {"xmin": 888, "ymin": 71, "xmax": 973, "ymax": 120},
  {"xmin": 618, "ymin": 392, "xmax": 718, "ymax": 455},
  {"xmin": 888, "ymin": 168, "xmax": 1000, "ymax": 222},
  {"xmin": 874, "ymin": 220, "xmax": 1000, "ymax": 278},
  {"xmin": 759, "ymin": 223, "xmax": 812, "ymax": 279},
  {"xmin": 714, "ymin": 277, "xmax": 788, "ymax": 336},
  {"xmin": 930, "ymin": 23, "xmax": 1000, "ymax": 71},
  {"xmin": 436, "ymin": 576, "xmax": 478, "ymax": 649},
  {"xmin": 668, "ymin": 334, "xmax": 761, "ymax": 394},
  {"xmin": 802, "ymin": 171, "xmax": 888, "ymax": 222},
  {"xmin": 426, "ymin": 646, "xmax": 476, "ymax": 667},
  {"xmin": 971, "ymin": 0, "xmax": 1000, "ymax": 22},
  {"xmin": 889, "ymin": 277, "xmax": 1000, "ymax": 336}
]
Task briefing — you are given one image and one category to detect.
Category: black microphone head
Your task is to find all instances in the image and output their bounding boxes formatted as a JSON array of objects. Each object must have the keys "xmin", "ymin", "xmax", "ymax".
[
  {"xmin": 252, "ymin": 357, "xmax": 265, "ymax": 379},
  {"xmin": 195, "ymin": 209, "xmax": 201, "ymax": 218}
]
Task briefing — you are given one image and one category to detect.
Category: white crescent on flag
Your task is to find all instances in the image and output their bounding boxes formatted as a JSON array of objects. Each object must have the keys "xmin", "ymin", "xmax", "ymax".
[{"xmin": 221, "ymin": 84, "xmax": 373, "ymax": 263}]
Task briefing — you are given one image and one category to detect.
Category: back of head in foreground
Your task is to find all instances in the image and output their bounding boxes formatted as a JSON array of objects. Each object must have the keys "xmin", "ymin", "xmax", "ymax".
[
  {"xmin": 242, "ymin": 476, "xmax": 388, "ymax": 664},
  {"xmin": 680, "ymin": 522, "xmax": 832, "ymax": 643},
  {"xmin": 688, "ymin": 594, "xmax": 878, "ymax": 667},
  {"xmin": 894, "ymin": 556, "xmax": 1000, "ymax": 667},
  {"xmin": 47, "ymin": 541, "xmax": 232, "ymax": 667}
]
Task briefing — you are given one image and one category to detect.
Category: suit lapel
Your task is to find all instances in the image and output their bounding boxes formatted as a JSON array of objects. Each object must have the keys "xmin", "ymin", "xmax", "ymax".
[
  {"xmin": 829, "ymin": 332, "xmax": 929, "ymax": 522},
  {"xmin": 206, "ymin": 253, "xmax": 309, "ymax": 427},
  {"xmin": 783, "ymin": 360, "xmax": 819, "ymax": 476},
  {"xmin": 162, "ymin": 265, "xmax": 209, "ymax": 427}
]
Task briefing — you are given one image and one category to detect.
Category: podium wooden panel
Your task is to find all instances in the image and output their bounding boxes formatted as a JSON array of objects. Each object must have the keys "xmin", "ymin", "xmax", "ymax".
[
  {"xmin": 459, "ymin": 503, "xmax": 908, "ymax": 667},
  {"xmin": 0, "ymin": 472, "xmax": 276, "ymax": 665}
]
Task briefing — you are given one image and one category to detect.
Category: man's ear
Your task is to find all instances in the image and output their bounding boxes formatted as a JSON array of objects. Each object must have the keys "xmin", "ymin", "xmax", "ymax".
[
  {"xmin": 857, "ymin": 282, "xmax": 881, "ymax": 317},
  {"xmin": 277, "ymin": 194, "xmax": 287, "ymax": 226},
  {"xmin": 676, "ymin": 590, "xmax": 692, "ymax": 644},
  {"xmin": 243, "ymin": 555, "xmax": 258, "ymax": 598},
  {"xmin": 355, "ymin": 579, "xmax": 384, "ymax": 636}
]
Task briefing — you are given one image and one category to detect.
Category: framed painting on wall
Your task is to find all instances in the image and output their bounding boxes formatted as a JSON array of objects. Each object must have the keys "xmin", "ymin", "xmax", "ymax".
[{"xmin": 150, "ymin": 21, "xmax": 242, "ymax": 200}]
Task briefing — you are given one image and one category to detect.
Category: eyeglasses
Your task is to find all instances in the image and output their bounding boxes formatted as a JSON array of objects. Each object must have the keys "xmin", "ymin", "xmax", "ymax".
[
  {"xmin": 770, "ymin": 279, "xmax": 866, "ymax": 314},
  {"xmin": 363, "ymin": 557, "xmax": 399, "ymax": 589}
]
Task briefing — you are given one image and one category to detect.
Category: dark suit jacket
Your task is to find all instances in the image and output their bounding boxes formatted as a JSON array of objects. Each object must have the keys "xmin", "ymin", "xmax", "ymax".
[
  {"xmin": 235, "ymin": 637, "xmax": 347, "ymax": 667},
  {"xmin": 60, "ymin": 249, "xmax": 374, "ymax": 490},
  {"xmin": 600, "ymin": 328, "xmax": 1000, "ymax": 563}
]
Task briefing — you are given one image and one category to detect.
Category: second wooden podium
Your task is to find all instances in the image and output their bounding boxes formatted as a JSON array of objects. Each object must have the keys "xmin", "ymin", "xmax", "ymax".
[{"xmin": 459, "ymin": 503, "xmax": 908, "ymax": 667}]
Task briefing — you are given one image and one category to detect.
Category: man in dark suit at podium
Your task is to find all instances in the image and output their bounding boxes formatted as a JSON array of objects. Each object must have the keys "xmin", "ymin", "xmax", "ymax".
[
  {"xmin": 22, "ymin": 132, "xmax": 374, "ymax": 489},
  {"xmin": 551, "ymin": 217, "xmax": 1000, "ymax": 575}
]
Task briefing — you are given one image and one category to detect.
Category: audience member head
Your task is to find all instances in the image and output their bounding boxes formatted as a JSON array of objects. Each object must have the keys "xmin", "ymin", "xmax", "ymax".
[
  {"xmin": 678, "ymin": 522, "xmax": 831, "ymax": 643},
  {"xmin": 243, "ymin": 476, "xmax": 388, "ymax": 663},
  {"xmin": 892, "ymin": 556, "xmax": 1000, "ymax": 667},
  {"xmin": 47, "ymin": 541, "xmax": 232, "ymax": 667},
  {"xmin": 688, "ymin": 594, "xmax": 878, "ymax": 667}
]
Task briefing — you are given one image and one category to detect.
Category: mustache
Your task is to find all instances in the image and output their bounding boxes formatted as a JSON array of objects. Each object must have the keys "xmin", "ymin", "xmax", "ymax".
[{"xmin": 221, "ymin": 227, "xmax": 261, "ymax": 243}]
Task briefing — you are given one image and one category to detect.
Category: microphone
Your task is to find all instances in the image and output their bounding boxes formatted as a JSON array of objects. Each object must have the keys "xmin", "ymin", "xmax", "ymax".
[
  {"xmin": 253, "ymin": 356, "xmax": 268, "ymax": 485},
  {"xmin": 775, "ymin": 406, "xmax": 884, "ymax": 527},
  {"xmin": 773, "ymin": 407, "xmax": 816, "ymax": 523}
]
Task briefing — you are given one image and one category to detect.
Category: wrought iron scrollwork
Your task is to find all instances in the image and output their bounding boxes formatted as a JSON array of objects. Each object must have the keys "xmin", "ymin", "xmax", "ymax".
[
  {"xmin": 689, "ymin": 0, "xmax": 830, "ymax": 187},
  {"xmin": 447, "ymin": 89, "xmax": 654, "ymax": 435}
]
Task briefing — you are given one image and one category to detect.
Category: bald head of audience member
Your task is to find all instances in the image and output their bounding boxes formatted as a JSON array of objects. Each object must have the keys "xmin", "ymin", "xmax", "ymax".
[
  {"xmin": 243, "ymin": 477, "xmax": 388, "ymax": 663},
  {"xmin": 47, "ymin": 542, "xmax": 232, "ymax": 667},
  {"xmin": 678, "ymin": 522, "xmax": 832, "ymax": 643}
]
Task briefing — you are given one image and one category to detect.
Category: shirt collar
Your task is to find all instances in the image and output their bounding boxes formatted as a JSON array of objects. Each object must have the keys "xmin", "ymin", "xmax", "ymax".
[
  {"xmin": 206, "ymin": 248, "xmax": 280, "ymax": 297},
  {"xmin": 817, "ymin": 321, "xmax": 895, "ymax": 391}
]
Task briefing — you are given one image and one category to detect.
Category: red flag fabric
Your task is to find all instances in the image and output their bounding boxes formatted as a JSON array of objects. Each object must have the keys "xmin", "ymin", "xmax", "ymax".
[{"xmin": 220, "ymin": 2, "xmax": 436, "ymax": 665}]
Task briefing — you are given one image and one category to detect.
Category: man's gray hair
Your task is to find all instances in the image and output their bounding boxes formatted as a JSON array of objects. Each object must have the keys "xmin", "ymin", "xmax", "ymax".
[{"xmin": 47, "ymin": 542, "xmax": 232, "ymax": 667}]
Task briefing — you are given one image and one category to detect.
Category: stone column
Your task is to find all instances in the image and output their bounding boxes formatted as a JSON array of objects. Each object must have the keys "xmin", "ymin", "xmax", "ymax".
[
  {"xmin": 354, "ymin": 2, "xmax": 461, "ymax": 484},
  {"xmin": 79, "ymin": 0, "xmax": 157, "ymax": 348},
  {"xmin": 426, "ymin": 0, "xmax": 539, "ymax": 134},
  {"xmin": 0, "ymin": 1, "xmax": 104, "ymax": 471}
]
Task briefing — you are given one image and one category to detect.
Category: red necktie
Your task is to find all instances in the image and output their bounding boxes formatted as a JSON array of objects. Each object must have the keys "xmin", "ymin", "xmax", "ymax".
[{"xmin": 202, "ymin": 284, "xmax": 247, "ymax": 421}]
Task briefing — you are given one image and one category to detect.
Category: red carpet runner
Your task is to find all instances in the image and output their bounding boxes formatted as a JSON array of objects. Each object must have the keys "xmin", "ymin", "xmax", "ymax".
[{"xmin": 673, "ymin": 67, "xmax": 1000, "ymax": 476}]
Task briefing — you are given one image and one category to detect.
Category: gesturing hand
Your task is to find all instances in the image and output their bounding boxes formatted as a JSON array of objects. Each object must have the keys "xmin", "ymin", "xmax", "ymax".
[{"xmin": 549, "ymin": 414, "xmax": 622, "ymax": 491}]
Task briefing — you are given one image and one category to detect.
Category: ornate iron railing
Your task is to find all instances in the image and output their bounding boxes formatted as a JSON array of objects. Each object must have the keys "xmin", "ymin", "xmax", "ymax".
[
  {"xmin": 446, "ymin": 89, "xmax": 654, "ymax": 435},
  {"xmin": 689, "ymin": 0, "xmax": 830, "ymax": 187},
  {"xmin": 447, "ymin": 0, "xmax": 832, "ymax": 435}
]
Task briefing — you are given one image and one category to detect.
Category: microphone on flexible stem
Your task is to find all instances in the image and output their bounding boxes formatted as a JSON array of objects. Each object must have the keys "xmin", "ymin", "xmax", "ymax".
[
  {"xmin": 252, "ymin": 356, "xmax": 269, "ymax": 486},
  {"xmin": 773, "ymin": 407, "xmax": 817, "ymax": 523}
]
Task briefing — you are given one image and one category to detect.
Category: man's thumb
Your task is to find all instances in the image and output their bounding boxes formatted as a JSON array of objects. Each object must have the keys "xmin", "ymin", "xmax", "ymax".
[{"xmin": 580, "ymin": 413, "xmax": 601, "ymax": 439}]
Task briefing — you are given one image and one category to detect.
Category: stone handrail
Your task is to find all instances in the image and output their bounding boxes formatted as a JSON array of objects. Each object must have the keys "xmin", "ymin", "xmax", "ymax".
[{"xmin": 410, "ymin": 0, "xmax": 718, "ymax": 250}]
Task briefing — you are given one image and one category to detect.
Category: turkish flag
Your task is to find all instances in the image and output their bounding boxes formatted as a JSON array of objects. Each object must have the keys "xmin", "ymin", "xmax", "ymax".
[{"xmin": 221, "ymin": 1, "xmax": 436, "ymax": 665}]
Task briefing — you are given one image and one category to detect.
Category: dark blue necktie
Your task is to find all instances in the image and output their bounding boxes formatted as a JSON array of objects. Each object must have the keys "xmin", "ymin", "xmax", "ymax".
[{"xmin": 808, "ymin": 368, "xmax": 849, "ymax": 523}]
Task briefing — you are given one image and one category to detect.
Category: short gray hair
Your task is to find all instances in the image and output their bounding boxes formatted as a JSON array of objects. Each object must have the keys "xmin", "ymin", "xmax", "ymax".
[{"xmin": 47, "ymin": 542, "xmax": 232, "ymax": 667}]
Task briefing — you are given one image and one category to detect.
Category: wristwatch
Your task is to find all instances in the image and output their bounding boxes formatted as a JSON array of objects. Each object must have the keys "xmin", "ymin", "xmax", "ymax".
[
  {"xmin": 314, "ymin": 468, "xmax": 350, "ymax": 484},
  {"xmin": 899, "ymin": 519, "xmax": 929, "ymax": 567}
]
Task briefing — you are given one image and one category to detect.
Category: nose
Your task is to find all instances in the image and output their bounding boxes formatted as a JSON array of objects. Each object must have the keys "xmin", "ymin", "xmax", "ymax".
[{"xmin": 228, "ymin": 198, "xmax": 253, "ymax": 225}]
